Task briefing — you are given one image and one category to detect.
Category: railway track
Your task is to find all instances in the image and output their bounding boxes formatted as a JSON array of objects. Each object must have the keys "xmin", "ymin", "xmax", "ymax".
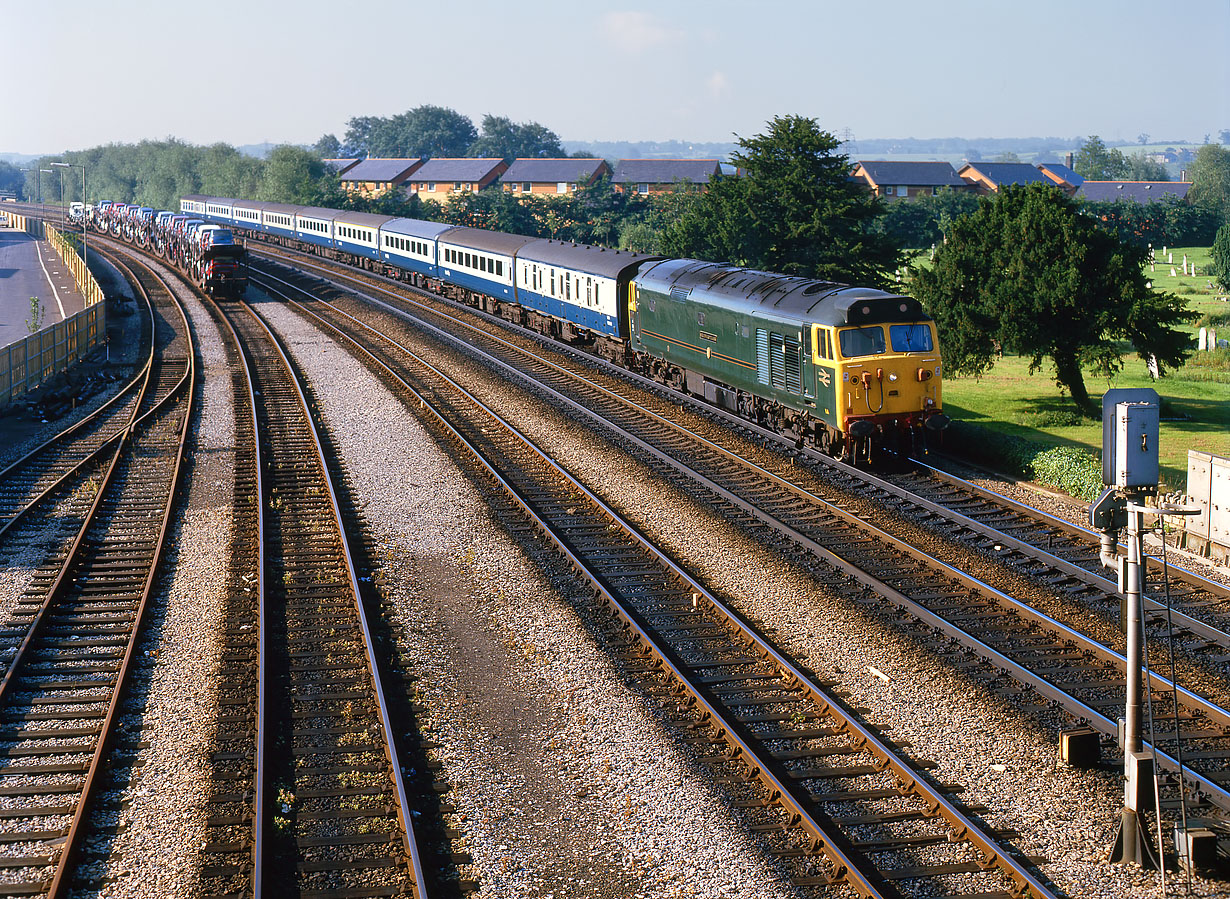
[
  {"xmin": 195, "ymin": 292, "xmax": 426, "ymax": 897},
  {"xmin": 0, "ymin": 247, "xmax": 192, "ymax": 897},
  {"xmin": 0, "ymin": 256, "xmax": 152, "ymax": 542},
  {"xmin": 248, "ymin": 253, "xmax": 1230, "ymax": 825},
  {"xmin": 249, "ymin": 271, "xmax": 1058, "ymax": 898}
]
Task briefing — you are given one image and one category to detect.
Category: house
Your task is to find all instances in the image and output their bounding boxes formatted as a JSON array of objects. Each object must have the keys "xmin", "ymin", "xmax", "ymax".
[
  {"xmin": 958, "ymin": 162, "xmax": 1052, "ymax": 194},
  {"xmin": 610, "ymin": 159, "xmax": 721, "ymax": 194},
  {"xmin": 323, "ymin": 158, "xmax": 362, "ymax": 176},
  {"xmin": 1076, "ymin": 181, "xmax": 1192, "ymax": 204},
  {"xmin": 1037, "ymin": 162, "xmax": 1084, "ymax": 195},
  {"xmin": 339, "ymin": 158, "xmax": 425, "ymax": 198},
  {"xmin": 404, "ymin": 158, "xmax": 508, "ymax": 201},
  {"xmin": 849, "ymin": 161, "xmax": 969, "ymax": 201},
  {"xmin": 502, "ymin": 158, "xmax": 611, "ymax": 196}
]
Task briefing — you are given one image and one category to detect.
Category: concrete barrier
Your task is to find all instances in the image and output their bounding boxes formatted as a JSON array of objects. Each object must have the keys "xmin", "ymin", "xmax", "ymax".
[{"xmin": 1181, "ymin": 451, "xmax": 1230, "ymax": 565}]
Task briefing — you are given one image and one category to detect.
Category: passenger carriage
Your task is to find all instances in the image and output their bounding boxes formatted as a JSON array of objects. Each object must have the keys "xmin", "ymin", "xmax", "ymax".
[
  {"xmin": 332, "ymin": 211, "xmax": 394, "ymax": 266},
  {"xmin": 513, "ymin": 240, "xmax": 657, "ymax": 354},
  {"xmin": 294, "ymin": 206, "xmax": 339, "ymax": 251},
  {"xmin": 435, "ymin": 227, "xmax": 535, "ymax": 306},
  {"xmin": 378, "ymin": 218, "xmax": 454, "ymax": 280}
]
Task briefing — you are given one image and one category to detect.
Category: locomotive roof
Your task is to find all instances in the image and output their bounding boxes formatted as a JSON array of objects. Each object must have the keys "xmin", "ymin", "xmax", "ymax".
[
  {"xmin": 517, "ymin": 239, "xmax": 660, "ymax": 279},
  {"xmin": 438, "ymin": 226, "xmax": 537, "ymax": 256},
  {"xmin": 636, "ymin": 258, "xmax": 930, "ymax": 326}
]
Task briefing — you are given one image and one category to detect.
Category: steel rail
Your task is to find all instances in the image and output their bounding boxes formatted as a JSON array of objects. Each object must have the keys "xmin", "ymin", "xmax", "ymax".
[
  {"xmin": 0, "ymin": 251, "xmax": 195, "ymax": 897},
  {"xmin": 199, "ymin": 295, "xmax": 266, "ymax": 898},
  {"xmin": 220, "ymin": 296, "xmax": 426, "ymax": 897},
  {"xmin": 255, "ymin": 264, "xmax": 1230, "ymax": 816},
  {"xmin": 0, "ymin": 247, "xmax": 157, "ymax": 540},
  {"xmin": 257, "ymin": 276, "xmax": 1057, "ymax": 899},
  {"xmin": 254, "ymin": 246, "xmax": 1230, "ymax": 629},
  {"xmin": 906, "ymin": 455, "xmax": 1229, "ymax": 602}
]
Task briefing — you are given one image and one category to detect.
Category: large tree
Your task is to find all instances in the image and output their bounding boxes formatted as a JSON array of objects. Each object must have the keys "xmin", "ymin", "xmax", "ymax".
[
  {"xmin": 257, "ymin": 146, "xmax": 329, "ymax": 204},
  {"xmin": 368, "ymin": 106, "xmax": 477, "ymax": 159},
  {"xmin": 467, "ymin": 115, "xmax": 564, "ymax": 162},
  {"xmin": 1074, "ymin": 135, "xmax": 1129, "ymax": 180},
  {"xmin": 911, "ymin": 183, "xmax": 1192, "ymax": 413},
  {"xmin": 1189, "ymin": 144, "xmax": 1230, "ymax": 224},
  {"xmin": 1211, "ymin": 223, "xmax": 1230, "ymax": 292},
  {"xmin": 659, "ymin": 115, "xmax": 904, "ymax": 288}
]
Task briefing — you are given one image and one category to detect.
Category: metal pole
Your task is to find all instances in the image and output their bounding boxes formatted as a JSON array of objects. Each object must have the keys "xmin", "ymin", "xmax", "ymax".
[{"xmin": 1121, "ymin": 501, "xmax": 1144, "ymax": 863}]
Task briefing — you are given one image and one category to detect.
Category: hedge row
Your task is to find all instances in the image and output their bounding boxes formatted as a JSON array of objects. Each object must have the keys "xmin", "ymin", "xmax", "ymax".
[{"xmin": 940, "ymin": 421, "xmax": 1103, "ymax": 501}]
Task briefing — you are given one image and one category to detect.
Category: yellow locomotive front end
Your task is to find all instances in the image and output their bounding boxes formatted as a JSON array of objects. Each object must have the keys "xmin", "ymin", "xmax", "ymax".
[{"xmin": 812, "ymin": 316, "xmax": 948, "ymax": 451}]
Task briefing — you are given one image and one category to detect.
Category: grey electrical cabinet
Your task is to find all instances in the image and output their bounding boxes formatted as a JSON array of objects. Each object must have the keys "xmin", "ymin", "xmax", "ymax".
[
  {"xmin": 1102, "ymin": 388, "xmax": 1160, "ymax": 490},
  {"xmin": 1115, "ymin": 402, "xmax": 1159, "ymax": 490}
]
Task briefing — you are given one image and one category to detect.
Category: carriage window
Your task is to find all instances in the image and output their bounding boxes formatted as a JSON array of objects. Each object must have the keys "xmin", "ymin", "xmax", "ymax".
[
  {"xmin": 890, "ymin": 324, "xmax": 933, "ymax": 353},
  {"xmin": 838, "ymin": 326, "xmax": 886, "ymax": 358}
]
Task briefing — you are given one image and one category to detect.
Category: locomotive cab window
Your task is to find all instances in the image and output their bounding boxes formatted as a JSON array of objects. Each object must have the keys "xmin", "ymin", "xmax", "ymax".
[
  {"xmin": 889, "ymin": 323, "xmax": 933, "ymax": 353},
  {"xmin": 838, "ymin": 326, "xmax": 886, "ymax": 358}
]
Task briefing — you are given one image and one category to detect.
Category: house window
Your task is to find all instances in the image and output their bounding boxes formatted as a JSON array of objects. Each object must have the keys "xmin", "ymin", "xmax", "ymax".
[
  {"xmin": 898, "ymin": 186, "xmax": 909, "ymax": 197},
  {"xmin": 637, "ymin": 183, "xmax": 649, "ymax": 194},
  {"xmin": 428, "ymin": 183, "xmax": 436, "ymax": 192},
  {"xmin": 455, "ymin": 182, "xmax": 463, "ymax": 191},
  {"xmin": 557, "ymin": 182, "xmax": 568, "ymax": 193},
  {"xmin": 883, "ymin": 186, "xmax": 894, "ymax": 196},
  {"xmin": 523, "ymin": 182, "xmax": 532, "ymax": 192}
]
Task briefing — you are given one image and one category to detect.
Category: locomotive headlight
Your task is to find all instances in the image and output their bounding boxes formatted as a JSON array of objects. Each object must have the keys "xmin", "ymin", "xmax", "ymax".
[{"xmin": 888, "ymin": 372, "xmax": 898, "ymax": 382}]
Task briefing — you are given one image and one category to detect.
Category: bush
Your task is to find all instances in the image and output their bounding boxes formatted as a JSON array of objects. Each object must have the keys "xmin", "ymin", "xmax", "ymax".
[
  {"xmin": 941, "ymin": 421, "xmax": 1103, "ymax": 500},
  {"xmin": 1029, "ymin": 446, "xmax": 1103, "ymax": 501},
  {"xmin": 1012, "ymin": 409, "xmax": 1088, "ymax": 428}
]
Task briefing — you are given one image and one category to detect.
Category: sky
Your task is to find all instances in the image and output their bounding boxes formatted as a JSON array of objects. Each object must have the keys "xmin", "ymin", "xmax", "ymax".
[{"xmin": 4, "ymin": 0, "xmax": 1228, "ymax": 155}]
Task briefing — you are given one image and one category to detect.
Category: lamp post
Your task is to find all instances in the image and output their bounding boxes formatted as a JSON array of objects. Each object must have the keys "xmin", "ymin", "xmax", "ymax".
[
  {"xmin": 39, "ymin": 169, "xmax": 52, "ymax": 234},
  {"xmin": 51, "ymin": 162, "xmax": 86, "ymax": 269}
]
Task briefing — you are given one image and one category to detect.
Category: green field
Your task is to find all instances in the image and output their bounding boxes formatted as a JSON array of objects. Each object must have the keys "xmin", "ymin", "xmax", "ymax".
[{"xmin": 938, "ymin": 246, "xmax": 1229, "ymax": 492}]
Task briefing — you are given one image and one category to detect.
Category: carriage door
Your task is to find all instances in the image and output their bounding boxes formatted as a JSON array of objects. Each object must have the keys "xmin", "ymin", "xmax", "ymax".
[{"xmin": 799, "ymin": 328, "xmax": 815, "ymax": 402}]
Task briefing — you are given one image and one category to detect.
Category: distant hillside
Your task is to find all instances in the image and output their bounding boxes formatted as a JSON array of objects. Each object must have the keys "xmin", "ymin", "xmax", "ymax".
[
  {"xmin": 563, "ymin": 140, "xmax": 740, "ymax": 162},
  {"xmin": 0, "ymin": 152, "xmax": 43, "ymax": 166}
]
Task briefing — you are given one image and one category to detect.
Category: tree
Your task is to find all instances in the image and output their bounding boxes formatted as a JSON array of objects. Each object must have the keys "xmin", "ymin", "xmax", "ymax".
[
  {"xmin": 1074, "ymin": 135, "xmax": 1128, "ymax": 180},
  {"xmin": 1211, "ymin": 223, "xmax": 1230, "ymax": 292},
  {"xmin": 873, "ymin": 187, "xmax": 981, "ymax": 249},
  {"xmin": 910, "ymin": 183, "xmax": 1192, "ymax": 414},
  {"xmin": 341, "ymin": 116, "xmax": 381, "ymax": 158},
  {"xmin": 467, "ymin": 115, "xmax": 564, "ymax": 162},
  {"xmin": 368, "ymin": 106, "xmax": 477, "ymax": 158},
  {"xmin": 0, "ymin": 161, "xmax": 23, "ymax": 198},
  {"xmin": 1189, "ymin": 144, "xmax": 1230, "ymax": 224},
  {"xmin": 1123, "ymin": 154, "xmax": 1169, "ymax": 181},
  {"xmin": 659, "ymin": 115, "xmax": 904, "ymax": 288},
  {"xmin": 314, "ymin": 134, "xmax": 342, "ymax": 158},
  {"xmin": 257, "ymin": 146, "xmax": 328, "ymax": 204}
]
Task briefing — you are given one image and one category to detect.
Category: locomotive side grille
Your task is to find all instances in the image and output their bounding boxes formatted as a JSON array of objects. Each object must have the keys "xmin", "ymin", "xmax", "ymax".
[
  {"xmin": 756, "ymin": 329, "xmax": 770, "ymax": 385},
  {"xmin": 769, "ymin": 333, "xmax": 785, "ymax": 389},
  {"xmin": 784, "ymin": 336, "xmax": 801, "ymax": 393}
]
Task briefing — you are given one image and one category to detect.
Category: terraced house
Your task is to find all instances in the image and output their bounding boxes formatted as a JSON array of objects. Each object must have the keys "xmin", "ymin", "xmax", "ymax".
[
  {"xmin": 403, "ymin": 158, "xmax": 508, "ymax": 201},
  {"xmin": 501, "ymin": 158, "xmax": 611, "ymax": 196},
  {"xmin": 339, "ymin": 158, "xmax": 425, "ymax": 198}
]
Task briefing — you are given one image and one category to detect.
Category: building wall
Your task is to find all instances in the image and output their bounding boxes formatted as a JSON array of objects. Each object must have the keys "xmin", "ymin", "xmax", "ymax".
[{"xmin": 407, "ymin": 166, "xmax": 507, "ymax": 201}]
